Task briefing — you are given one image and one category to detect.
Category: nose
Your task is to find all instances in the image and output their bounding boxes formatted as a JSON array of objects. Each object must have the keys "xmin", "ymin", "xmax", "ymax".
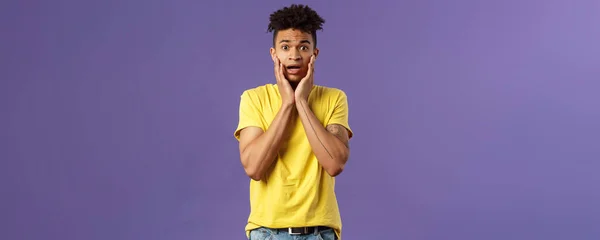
[{"xmin": 288, "ymin": 49, "xmax": 301, "ymax": 61}]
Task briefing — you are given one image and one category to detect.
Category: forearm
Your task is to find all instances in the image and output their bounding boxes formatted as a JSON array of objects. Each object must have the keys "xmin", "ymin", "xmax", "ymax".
[
  {"xmin": 241, "ymin": 103, "xmax": 295, "ymax": 180},
  {"xmin": 296, "ymin": 99, "xmax": 349, "ymax": 176}
]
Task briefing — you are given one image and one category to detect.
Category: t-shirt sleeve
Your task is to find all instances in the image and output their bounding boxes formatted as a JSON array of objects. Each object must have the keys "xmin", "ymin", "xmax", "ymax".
[
  {"xmin": 327, "ymin": 90, "xmax": 354, "ymax": 139},
  {"xmin": 234, "ymin": 90, "xmax": 265, "ymax": 141}
]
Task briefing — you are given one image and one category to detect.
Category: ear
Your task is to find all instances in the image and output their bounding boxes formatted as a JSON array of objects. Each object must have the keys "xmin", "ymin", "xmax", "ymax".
[
  {"xmin": 270, "ymin": 47, "xmax": 276, "ymax": 63},
  {"xmin": 313, "ymin": 48, "xmax": 320, "ymax": 59}
]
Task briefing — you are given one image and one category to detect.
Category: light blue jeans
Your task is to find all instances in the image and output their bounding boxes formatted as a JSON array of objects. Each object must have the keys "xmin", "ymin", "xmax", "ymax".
[{"xmin": 249, "ymin": 227, "xmax": 337, "ymax": 240}]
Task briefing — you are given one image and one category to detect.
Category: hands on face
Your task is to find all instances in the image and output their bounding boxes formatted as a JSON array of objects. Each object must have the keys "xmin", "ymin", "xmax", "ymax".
[
  {"xmin": 294, "ymin": 55, "xmax": 315, "ymax": 102},
  {"xmin": 273, "ymin": 55, "xmax": 315, "ymax": 106},
  {"xmin": 274, "ymin": 57, "xmax": 295, "ymax": 106}
]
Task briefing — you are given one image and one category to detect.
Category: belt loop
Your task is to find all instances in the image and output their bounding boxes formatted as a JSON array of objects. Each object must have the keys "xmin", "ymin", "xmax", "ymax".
[{"xmin": 313, "ymin": 226, "xmax": 318, "ymax": 235}]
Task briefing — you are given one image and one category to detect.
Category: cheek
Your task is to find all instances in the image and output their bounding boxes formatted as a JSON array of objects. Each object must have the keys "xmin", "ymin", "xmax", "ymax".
[
  {"xmin": 304, "ymin": 58, "xmax": 312, "ymax": 67},
  {"xmin": 278, "ymin": 54, "xmax": 288, "ymax": 63},
  {"xmin": 304, "ymin": 53, "xmax": 314, "ymax": 63}
]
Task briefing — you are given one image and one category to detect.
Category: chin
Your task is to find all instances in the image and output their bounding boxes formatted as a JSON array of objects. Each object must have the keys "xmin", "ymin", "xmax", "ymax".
[{"xmin": 286, "ymin": 76, "xmax": 303, "ymax": 83}]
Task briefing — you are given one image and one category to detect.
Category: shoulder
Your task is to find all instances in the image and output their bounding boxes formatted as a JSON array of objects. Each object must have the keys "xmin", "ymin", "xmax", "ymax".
[
  {"xmin": 239, "ymin": 84, "xmax": 278, "ymax": 103},
  {"xmin": 312, "ymin": 85, "xmax": 349, "ymax": 106},
  {"xmin": 241, "ymin": 83, "xmax": 277, "ymax": 96},
  {"xmin": 313, "ymin": 85, "xmax": 348, "ymax": 97}
]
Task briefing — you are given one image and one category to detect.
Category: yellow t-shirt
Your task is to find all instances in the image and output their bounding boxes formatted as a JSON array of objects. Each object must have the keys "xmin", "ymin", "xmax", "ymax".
[{"xmin": 234, "ymin": 83, "xmax": 353, "ymax": 240}]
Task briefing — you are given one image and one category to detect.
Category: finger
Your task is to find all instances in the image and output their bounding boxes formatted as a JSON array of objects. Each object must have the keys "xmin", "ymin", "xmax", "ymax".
[
  {"xmin": 274, "ymin": 62, "xmax": 280, "ymax": 82},
  {"xmin": 277, "ymin": 62, "xmax": 286, "ymax": 85},
  {"xmin": 279, "ymin": 62, "xmax": 286, "ymax": 80},
  {"xmin": 308, "ymin": 58, "xmax": 315, "ymax": 83},
  {"xmin": 278, "ymin": 63, "xmax": 285, "ymax": 83},
  {"xmin": 277, "ymin": 60, "xmax": 282, "ymax": 77},
  {"xmin": 278, "ymin": 62, "xmax": 282, "ymax": 78},
  {"xmin": 304, "ymin": 65, "xmax": 313, "ymax": 82}
]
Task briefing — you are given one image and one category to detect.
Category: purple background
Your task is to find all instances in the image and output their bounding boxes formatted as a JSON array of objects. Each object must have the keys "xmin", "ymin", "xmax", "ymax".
[{"xmin": 2, "ymin": 0, "xmax": 599, "ymax": 239}]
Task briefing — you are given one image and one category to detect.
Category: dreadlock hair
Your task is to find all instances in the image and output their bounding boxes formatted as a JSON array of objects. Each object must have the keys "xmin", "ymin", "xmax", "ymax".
[{"xmin": 267, "ymin": 4, "xmax": 325, "ymax": 48}]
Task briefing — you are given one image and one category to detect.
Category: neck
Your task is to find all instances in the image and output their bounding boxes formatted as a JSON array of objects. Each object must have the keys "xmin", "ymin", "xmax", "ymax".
[{"xmin": 290, "ymin": 82, "xmax": 299, "ymax": 90}]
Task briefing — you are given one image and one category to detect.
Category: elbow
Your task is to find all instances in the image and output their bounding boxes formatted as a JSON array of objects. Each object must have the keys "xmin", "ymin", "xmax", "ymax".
[
  {"xmin": 325, "ymin": 164, "xmax": 344, "ymax": 177},
  {"xmin": 322, "ymin": 152, "xmax": 349, "ymax": 177},
  {"xmin": 248, "ymin": 173, "xmax": 262, "ymax": 181},
  {"xmin": 324, "ymin": 160, "xmax": 346, "ymax": 177},
  {"xmin": 241, "ymin": 151, "xmax": 264, "ymax": 181},
  {"xmin": 243, "ymin": 165, "xmax": 263, "ymax": 181},
  {"xmin": 326, "ymin": 166, "xmax": 343, "ymax": 177}
]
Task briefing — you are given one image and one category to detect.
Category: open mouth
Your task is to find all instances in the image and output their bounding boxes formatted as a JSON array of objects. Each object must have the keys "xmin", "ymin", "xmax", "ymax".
[{"xmin": 285, "ymin": 65, "xmax": 302, "ymax": 75}]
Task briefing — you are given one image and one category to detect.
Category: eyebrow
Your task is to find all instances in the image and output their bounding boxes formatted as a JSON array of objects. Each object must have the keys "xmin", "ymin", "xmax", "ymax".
[{"xmin": 279, "ymin": 40, "xmax": 312, "ymax": 45}]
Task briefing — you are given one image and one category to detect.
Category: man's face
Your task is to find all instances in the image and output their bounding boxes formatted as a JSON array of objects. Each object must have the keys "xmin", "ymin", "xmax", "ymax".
[{"xmin": 270, "ymin": 28, "xmax": 319, "ymax": 83}]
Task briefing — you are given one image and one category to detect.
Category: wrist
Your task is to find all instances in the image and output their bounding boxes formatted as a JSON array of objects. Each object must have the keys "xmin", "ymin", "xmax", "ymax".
[
  {"xmin": 281, "ymin": 100, "xmax": 295, "ymax": 109},
  {"xmin": 295, "ymin": 97, "xmax": 308, "ymax": 106}
]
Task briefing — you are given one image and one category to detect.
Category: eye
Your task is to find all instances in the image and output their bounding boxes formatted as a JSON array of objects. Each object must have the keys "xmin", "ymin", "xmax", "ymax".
[
  {"xmin": 300, "ymin": 46, "xmax": 308, "ymax": 50},
  {"xmin": 281, "ymin": 45, "xmax": 289, "ymax": 50}
]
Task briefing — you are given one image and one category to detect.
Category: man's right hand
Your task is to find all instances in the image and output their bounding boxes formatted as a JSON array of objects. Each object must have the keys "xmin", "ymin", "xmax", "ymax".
[
  {"xmin": 274, "ymin": 58, "xmax": 295, "ymax": 106},
  {"xmin": 239, "ymin": 58, "xmax": 298, "ymax": 181}
]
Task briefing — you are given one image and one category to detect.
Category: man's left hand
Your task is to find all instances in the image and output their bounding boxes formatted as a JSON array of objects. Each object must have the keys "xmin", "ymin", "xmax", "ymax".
[{"xmin": 295, "ymin": 55, "xmax": 315, "ymax": 102}]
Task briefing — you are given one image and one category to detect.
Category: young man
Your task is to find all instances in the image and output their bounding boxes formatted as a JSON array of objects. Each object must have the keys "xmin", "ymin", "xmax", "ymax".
[{"xmin": 234, "ymin": 4, "xmax": 353, "ymax": 240}]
